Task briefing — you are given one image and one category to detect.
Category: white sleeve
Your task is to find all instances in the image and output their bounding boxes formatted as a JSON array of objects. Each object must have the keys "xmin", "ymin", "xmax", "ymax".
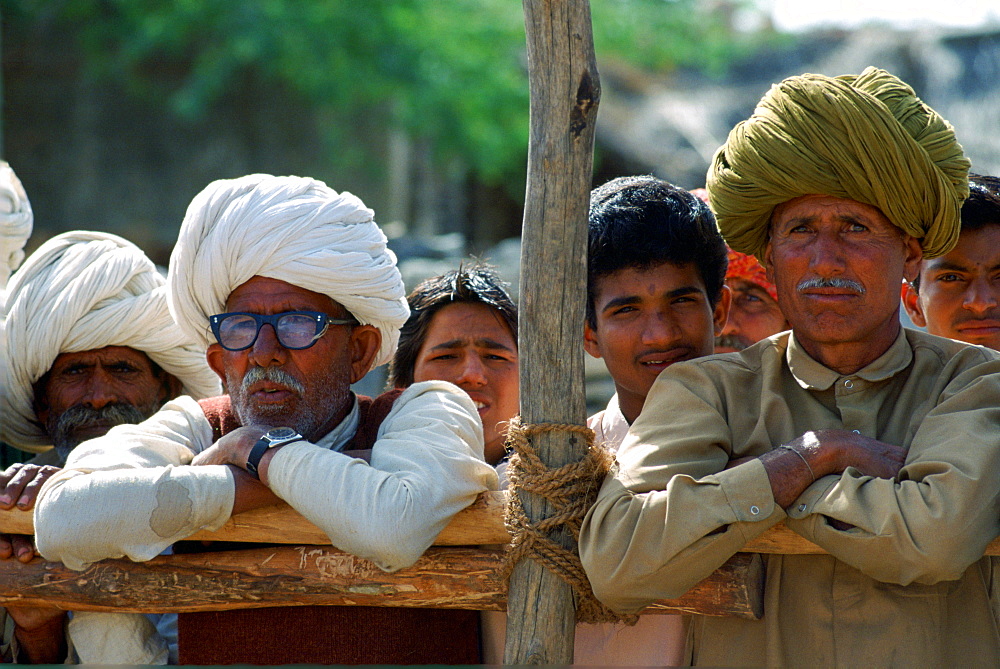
[
  {"xmin": 266, "ymin": 381, "xmax": 500, "ymax": 572},
  {"xmin": 68, "ymin": 612, "xmax": 168, "ymax": 665},
  {"xmin": 34, "ymin": 396, "xmax": 236, "ymax": 570}
]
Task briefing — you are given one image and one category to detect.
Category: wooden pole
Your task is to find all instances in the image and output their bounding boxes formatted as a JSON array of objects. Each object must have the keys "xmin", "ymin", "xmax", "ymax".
[{"xmin": 507, "ymin": 0, "xmax": 599, "ymax": 663}]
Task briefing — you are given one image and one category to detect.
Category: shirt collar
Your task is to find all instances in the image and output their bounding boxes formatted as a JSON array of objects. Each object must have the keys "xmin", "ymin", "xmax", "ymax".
[
  {"xmin": 312, "ymin": 393, "xmax": 360, "ymax": 452},
  {"xmin": 602, "ymin": 394, "xmax": 631, "ymax": 433},
  {"xmin": 786, "ymin": 328, "xmax": 913, "ymax": 390}
]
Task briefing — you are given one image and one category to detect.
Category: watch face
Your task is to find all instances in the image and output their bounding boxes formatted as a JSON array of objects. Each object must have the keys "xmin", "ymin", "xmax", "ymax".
[{"xmin": 266, "ymin": 427, "xmax": 298, "ymax": 440}]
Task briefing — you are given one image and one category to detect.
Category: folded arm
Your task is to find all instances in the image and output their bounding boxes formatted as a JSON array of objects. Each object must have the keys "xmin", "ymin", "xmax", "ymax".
[
  {"xmin": 785, "ymin": 366, "xmax": 1000, "ymax": 585},
  {"xmin": 264, "ymin": 381, "xmax": 499, "ymax": 572},
  {"xmin": 34, "ymin": 396, "xmax": 235, "ymax": 571}
]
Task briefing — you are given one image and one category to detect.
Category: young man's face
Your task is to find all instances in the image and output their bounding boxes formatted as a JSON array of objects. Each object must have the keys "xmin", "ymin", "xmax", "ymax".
[
  {"xmin": 412, "ymin": 302, "xmax": 519, "ymax": 466},
  {"xmin": 584, "ymin": 262, "xmax": 729, "ymax": 423},
  {"xmin": 902, "ymin": 225, "xmax": 1000, "ymax": 351}
]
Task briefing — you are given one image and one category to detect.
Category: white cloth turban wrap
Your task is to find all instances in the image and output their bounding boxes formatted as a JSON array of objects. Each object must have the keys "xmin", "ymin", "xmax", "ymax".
[
  {"xmin": 167, "ymin": 174, "xmax": 409, "ymax": 368},
  {"xmin": 0, "ymin": 162, "xmax": 33, "ymax": 291},
  {"xmin": 2, "ymin": 231, "xmax": 222, "ymax": 452}
]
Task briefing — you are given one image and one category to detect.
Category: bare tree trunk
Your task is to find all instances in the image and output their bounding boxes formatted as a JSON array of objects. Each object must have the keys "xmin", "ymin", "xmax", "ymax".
[{"xmin": 505, "ymin": 0, "xmax": 600, "ymax": 663}]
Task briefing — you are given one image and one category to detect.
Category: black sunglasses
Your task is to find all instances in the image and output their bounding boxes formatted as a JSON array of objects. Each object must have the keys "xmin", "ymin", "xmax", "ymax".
[{"xmin": 209, "ymin": 311, "xmax": 357, "ymax": 351}]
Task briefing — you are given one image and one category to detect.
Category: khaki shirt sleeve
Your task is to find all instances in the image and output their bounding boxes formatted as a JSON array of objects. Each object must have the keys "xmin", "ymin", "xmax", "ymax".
[
  {"xmin": 785, "ymin": 361, "xmax": 1000, "ymax": 586},
  {"xmin": 580, "ymin": 365, "xmax": 785, "ymax": 614}
]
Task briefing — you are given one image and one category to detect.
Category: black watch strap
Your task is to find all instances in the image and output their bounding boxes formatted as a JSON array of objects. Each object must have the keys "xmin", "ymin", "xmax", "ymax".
[{"xmin": 246, "ymin": 428, "xmax": 304, "ymax": 479}]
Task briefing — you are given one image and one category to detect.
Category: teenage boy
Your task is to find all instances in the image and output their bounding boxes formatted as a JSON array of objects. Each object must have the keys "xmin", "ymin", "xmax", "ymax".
[{"xmin": 578, "ymin": 175, "xmax": 730, "ymax": 665}]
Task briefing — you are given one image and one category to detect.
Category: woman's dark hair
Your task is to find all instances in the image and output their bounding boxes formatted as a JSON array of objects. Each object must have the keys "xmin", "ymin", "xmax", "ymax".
[{"xmin": 389, "ymin": 263, "xmax": 518, "ymax": 388}]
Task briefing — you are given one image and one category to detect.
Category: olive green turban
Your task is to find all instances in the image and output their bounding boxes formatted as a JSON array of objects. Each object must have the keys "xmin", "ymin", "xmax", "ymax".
[{"xmin": 707, "ymin": 67, "xmax": 970, "ymax": 261}]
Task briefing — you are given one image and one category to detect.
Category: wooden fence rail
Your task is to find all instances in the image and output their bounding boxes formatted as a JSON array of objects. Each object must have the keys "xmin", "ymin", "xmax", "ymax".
[
  {"xmin": 10, "ymin": 492, "xmax": 1000, "ymax": 554},
  {"xmin": 4, "ymin": 491, "xmax": 998, "ymax": 618}
]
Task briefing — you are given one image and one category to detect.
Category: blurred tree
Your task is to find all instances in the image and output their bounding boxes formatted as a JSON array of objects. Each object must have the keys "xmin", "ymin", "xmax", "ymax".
[{"xmin": 2, "ymin": 0, "xmax": 767, "ymax": 195}]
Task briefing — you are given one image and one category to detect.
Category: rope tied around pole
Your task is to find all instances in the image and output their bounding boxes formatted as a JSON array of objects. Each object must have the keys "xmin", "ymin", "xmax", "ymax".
[{"xmin": 499, "ymin": 415, "xmax": 638, "ymax": 625}]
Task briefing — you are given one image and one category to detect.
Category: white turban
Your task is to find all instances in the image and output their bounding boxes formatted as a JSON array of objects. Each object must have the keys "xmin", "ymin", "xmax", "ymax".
[
  {"xmin": 2, "ymin": 231, "xmax": 222, "ymax": 452},
  {"xmin": 0, "ymin": 162, "xmax": 33, "ymax": 291},
  {"xmin": 167, "ymin": 174, "xmax": 408, "ymax": 368}
]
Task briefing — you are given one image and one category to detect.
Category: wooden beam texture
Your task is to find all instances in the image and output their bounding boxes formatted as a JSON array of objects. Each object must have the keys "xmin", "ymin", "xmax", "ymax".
[
  {"xmin": 0, "ymin": 546, "xmax": 762, "ymax": 619},
  {"xmin": 6, "ymin": 495, "xmax": 1000, "ymax": 554}
]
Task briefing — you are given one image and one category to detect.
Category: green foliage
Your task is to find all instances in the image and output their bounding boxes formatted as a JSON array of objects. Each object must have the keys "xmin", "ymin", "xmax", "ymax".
[{"xmin": 3, "ymin": 0, "xmax": 767, "ymax": 190}]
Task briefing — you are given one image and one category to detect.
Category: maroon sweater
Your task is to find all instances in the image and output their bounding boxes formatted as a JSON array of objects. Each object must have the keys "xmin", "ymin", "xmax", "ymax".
[{"xmin": 175, "ymin": 391, "xmax": 481, "ymax": 665}]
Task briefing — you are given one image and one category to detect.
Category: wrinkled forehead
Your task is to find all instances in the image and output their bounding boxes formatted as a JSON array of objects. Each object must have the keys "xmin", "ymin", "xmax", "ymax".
[
  {"xmin": 48, "ymin": 345, "xmax": 155, "ymax": 373},
  {"xmin": 224, "ymin": 275, "xmax": 346, "ymax": 316}
]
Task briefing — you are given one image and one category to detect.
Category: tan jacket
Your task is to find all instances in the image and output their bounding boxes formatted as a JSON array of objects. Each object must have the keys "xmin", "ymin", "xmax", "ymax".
[{"xmin": 581, "ymin": 329, "xmax": 1000, "ymax": 666}]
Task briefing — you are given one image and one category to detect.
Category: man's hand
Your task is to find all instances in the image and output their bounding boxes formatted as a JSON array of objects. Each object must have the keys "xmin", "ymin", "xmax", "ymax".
[
  {"xmin": 0, "ymin": 463, "xmax": 61, "ymax": 562},
  {"xmin": 190, "ymin": 426, "xmax": 288, "ymax": 515},
  {"xmin": 191, "ymin": 426, "xmax": 270, "ymax": 468},
  {"xmin": 762, "ymin": 429, "xmax": 907, "ymax": 509},
  {"xmin": 0, "ymin": 463, "xmax": 59, "ymax": 510},
  {"xmin": 790, "ymin": 429, "xmax": 907, "ymax": 480}
]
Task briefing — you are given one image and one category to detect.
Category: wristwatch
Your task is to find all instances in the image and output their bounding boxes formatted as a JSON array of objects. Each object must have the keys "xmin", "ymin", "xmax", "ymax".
[{"xmin": 246, "ymin": 427, "xmax": 305, "ymax": 479}]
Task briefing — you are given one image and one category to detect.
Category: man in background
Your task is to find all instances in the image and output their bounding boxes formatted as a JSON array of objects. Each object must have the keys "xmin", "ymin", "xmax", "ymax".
[
  {"xmin": 577, "ymin": 175, "xmax": 731, "ymax": 665},
  {"xmin": 389, "ymin": 263, "xmax": 518, "ymax": 468},
  {"xmin": 0, "ymin": 161, "xmax": 34, "ymax": 470},
  {"xmin": 1, "ymin": 230, "xmax": 220, "ymax": 663},
  {"xmin": 902, "ymin": 174, "xmax": 1000, "ymax": 350},
  {"xmin": 715, "ymin": 247, "xmax": 787, "ymax": 353},
  {"xmin": 691, "ymin": 188, "xmax": 787, "ymax": 353}
]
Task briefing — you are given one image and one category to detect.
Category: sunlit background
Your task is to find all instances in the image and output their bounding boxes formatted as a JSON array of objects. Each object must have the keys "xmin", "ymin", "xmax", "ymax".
[{"xmin": 3, "ymin": 0, "xmax": 998, "ymax": 402}]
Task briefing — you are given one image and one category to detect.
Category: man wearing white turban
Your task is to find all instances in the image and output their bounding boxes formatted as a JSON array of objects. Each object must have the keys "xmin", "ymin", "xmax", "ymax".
[
  {"xmin": 34, "ymin": 174, "xmax": 498, "ymax": 665},
  {"xmin": 0, "ymin": 161, "xmax": 33, "ymax": 470},
  {"xmin": 0, "ymin": 161, "xmax": 32, "ymax": 297},
  {"xmin": 1, "ymin": 230, "xmax": 221, "ymax": 664}
]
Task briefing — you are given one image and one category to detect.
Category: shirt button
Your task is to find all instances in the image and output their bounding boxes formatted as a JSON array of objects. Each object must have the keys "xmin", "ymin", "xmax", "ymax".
[
  {"xmin": 844, "ymin": 379, "xmax": 854, "ymax": 389},
  {"xmin": 798, "ymin": 504, "xmax": 807, "ymax": 512},
  {"xmin": 750, "ymin": 505, "xmax": 760, "ymax": 515},
  {"xmin": 852, "ymin": 429, "xmax": 861, "ymax": 435}
]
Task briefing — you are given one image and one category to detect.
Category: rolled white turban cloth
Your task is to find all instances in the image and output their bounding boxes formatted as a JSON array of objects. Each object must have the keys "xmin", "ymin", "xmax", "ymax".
[
  {"xmin": 0, "ymin": 162, "xmax": 32, "ymax": 292},
  {"xmin": 2, "ymin": 231, "xmax": 222, "ymax": 452},
  {"xmin": 167, "ymin": 174, "xmax": 409, "ymax": 368}
]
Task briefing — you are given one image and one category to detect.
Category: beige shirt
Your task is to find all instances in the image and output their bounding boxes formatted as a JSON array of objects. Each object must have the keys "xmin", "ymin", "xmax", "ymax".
[
  {"xmin": 580, "ymin": 329, "xmax": 1000, "ymax": 666},
  {"xmin": 35, "ymin": 380, "xmax": 498, "ymax": 573}
]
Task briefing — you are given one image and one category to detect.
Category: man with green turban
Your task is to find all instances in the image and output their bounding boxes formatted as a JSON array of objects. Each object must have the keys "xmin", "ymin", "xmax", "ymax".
[{"xmin": 580, "ymin": 67, "xmax": 1000, "ymax": 665}]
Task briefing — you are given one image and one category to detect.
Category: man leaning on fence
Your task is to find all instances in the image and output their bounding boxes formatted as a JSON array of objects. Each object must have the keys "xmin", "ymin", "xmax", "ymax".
[
  {"xmin": 1, "ymin": 231, "xmax": 221, "ymax": 663},
  {"xmin": 580, "ymin": 67, "xmax": 1000, "ymax": 666},
  {"xmin": 33, "ymin": 174, "xmax": 498, "ymax": 665}
]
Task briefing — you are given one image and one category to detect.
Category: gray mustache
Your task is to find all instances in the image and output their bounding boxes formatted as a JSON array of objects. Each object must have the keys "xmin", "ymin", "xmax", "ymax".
[
  {"xmin": 797, "ymin": 277, "xmax": 866, "ymax": 294},
  {"xmin": 714, "ymin": 334, "xmax": 749, "ymax": 351},
  {"xmin": 242, "ymin": 365, "xmax": 305, "ymax": 395},
  {"xmin": 50, "ymin": 402, "xmax": 151, "ymax": 457}
]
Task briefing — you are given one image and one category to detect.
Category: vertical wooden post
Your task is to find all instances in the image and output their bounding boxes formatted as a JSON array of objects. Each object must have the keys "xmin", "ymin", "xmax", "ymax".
[{"xmin": 505, "ymin": 0, "xmax": 600, "ymax": 664}]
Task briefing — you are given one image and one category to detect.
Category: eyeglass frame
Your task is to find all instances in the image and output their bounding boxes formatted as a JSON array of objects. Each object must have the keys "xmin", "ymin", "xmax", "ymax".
[{"xmin": 209, "ymin": 310, "xmax": 358, "ymax": 352}]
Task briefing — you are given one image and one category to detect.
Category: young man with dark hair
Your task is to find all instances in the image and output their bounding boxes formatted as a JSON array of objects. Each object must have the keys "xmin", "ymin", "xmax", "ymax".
[
  {"xmin": 390, "ymin": 264, "xmax": 519, "ymax": 465},
  {"xmin": 577, "ymin": 175, "xmax": 730, "ymax": 665},
  {"xmin": 902, "ymin": 174, "xmax": 1000, "ymax": 350},
  {"xmin": 585, "ymin": 175, "xmax": 730, "ymax": 424}
]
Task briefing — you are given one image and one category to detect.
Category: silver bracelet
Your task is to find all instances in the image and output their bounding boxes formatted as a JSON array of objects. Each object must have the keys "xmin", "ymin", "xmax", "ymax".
[{"xmin": 780, "ymin": 446, "xmax": 816, "ymax": 483}]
